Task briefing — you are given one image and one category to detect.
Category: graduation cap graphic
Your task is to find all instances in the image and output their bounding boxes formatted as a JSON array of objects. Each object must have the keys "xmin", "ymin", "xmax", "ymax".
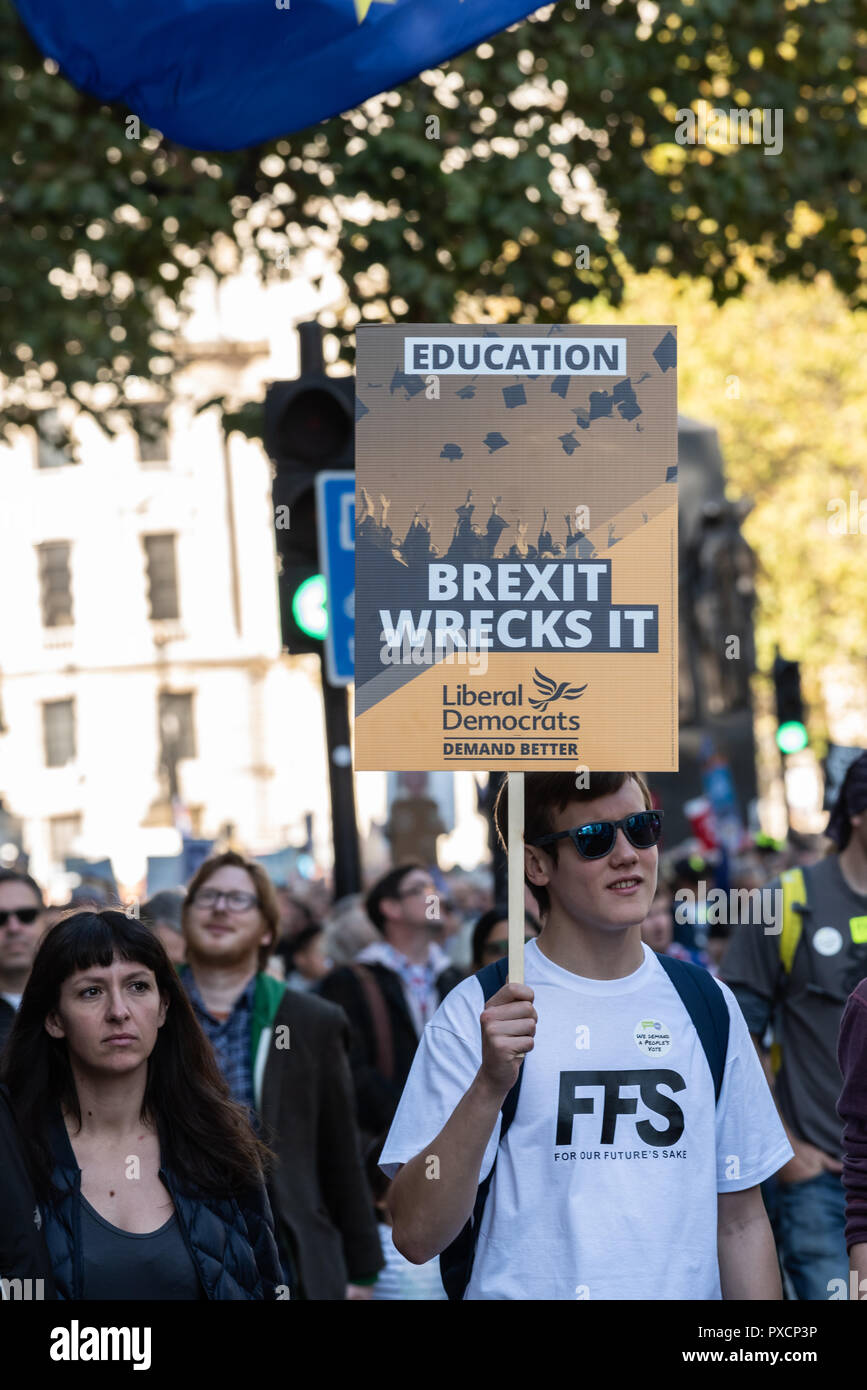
[
  {"xmin": 483, "ymin": 432, "xmax": 509, "ymax": 452},
  {"xmin": 390, "ymin": 367, "xmax": 426, "ymax": 398},
  {"xmin": 653, "ymin": 332, "xmax": 677, "ymax": 372},
  {"xmin": 502, "ymin": 384, "xmax": 527, "ymax": 409}
]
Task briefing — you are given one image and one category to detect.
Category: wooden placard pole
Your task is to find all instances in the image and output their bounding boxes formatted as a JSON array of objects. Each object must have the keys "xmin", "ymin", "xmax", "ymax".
[{"xmin": 508, "ymin": 772, "xmax": 525, "ymax": 985}]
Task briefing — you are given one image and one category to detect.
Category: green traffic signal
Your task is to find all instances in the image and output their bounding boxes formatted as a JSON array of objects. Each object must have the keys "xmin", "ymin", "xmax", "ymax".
[
  {"xmin": 292, "ymin": 573, "xmax": 328, "ymax": 640},
  {"xmin": 776, "ymin": 720, "xmax": 809, "ymax": 754}
]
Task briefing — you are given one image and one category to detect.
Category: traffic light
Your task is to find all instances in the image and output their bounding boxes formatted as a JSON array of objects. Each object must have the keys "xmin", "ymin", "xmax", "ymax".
[
  {"xmin": 265, "ymin": 326, "xmax": 354, "ymax": 653},
  {"xmin": 773, "ymin": 655, "xmax": 808, "ymax": 754}
]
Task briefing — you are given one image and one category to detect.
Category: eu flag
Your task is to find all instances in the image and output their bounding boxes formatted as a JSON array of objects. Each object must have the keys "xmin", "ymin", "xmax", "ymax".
[{"xmin": 13, "ymin": 0, "xmax": 543, "ymax": 150}]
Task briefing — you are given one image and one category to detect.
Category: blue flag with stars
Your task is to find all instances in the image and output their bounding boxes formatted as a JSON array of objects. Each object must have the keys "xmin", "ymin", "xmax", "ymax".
[{"xmin": 13, "ymin": 0, "xmax": 542, "ymax": 150}]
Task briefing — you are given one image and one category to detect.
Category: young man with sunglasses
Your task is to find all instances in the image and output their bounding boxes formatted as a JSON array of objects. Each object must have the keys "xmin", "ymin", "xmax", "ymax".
[
  {"xmin": 382, "ymin": 772, "xmax": 792, "ymax": 1299},
  {"xmin": 0, "ymin": 870, "xmax": 46, "ymax": 1053}
]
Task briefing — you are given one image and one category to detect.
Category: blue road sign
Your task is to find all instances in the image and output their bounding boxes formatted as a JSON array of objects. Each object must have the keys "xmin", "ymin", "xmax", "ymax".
[{"xmin": 316, "ymin": 471, "xmax": 355, "ymax": 687}]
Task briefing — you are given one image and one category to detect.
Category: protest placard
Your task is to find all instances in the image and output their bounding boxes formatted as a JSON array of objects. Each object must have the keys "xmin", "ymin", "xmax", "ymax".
[{"xmin": 354, "ymin": 324, "xmax": 678, "ymax": 777}]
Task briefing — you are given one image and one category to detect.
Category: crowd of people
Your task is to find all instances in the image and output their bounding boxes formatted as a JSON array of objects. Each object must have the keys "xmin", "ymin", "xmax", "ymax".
[{"xmin": 2, "ymin": 753, "xmax": 867, "ymax": 1300}]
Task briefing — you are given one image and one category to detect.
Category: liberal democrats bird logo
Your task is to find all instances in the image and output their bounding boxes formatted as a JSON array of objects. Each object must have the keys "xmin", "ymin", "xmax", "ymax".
[{"xmin": 528, "ymin": 668, "xmax": 588, "ymax": 713}]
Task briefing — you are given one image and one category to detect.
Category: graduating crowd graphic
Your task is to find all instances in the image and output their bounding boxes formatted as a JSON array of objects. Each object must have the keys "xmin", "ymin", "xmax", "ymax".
[
  {"xmin": 354, "ymin": 325, "xmax": 679, "ymax": 773},
  {"xmin": 358, "ymin": 489, "xmax": 600, "ymax": 565}
]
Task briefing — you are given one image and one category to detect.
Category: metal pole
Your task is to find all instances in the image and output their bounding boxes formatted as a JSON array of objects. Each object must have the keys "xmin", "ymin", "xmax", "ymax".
[
  {"xmin": 320, "ymin": 664, "xmax": 361, "ymax": 899},
  {"xmin": 298, "ymin": 320, "xmax": 323, "ymax": 373},
  {"xmin": 780, "ymin": 750, "xmax": 793, "ymax": 839},
  {"xmin": 220, "ymin": 427, "xmax": 243, "ymax": 637},
  {"xmin": 292, "ymin": 318, "xmax": 361, "ymax": 895}
]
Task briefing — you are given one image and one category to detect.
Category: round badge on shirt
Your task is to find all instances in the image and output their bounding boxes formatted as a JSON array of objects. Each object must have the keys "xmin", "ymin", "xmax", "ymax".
[
  {"xmin": 812, "ymin": 926, "xmax": 844, "ymax": 957},
  {"xmin": 634, "ymin": 1019, "xmax": 672, "ymax": 1057}
]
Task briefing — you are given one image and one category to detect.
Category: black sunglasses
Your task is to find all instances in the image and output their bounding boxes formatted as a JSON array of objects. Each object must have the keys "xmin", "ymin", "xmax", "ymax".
[
  {"xmin": 528, "ymin": 810, "xmax": 664, "ymax": 860},
  {"xmin": 0, "ymin": 907, "xmax": 40, "ymax": 926}
]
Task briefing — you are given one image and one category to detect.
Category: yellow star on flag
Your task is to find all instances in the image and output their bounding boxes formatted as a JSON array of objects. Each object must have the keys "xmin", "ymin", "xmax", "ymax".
[{"xmin": 354, "ymin": 0, "xmax": 397, "ymax": 22}]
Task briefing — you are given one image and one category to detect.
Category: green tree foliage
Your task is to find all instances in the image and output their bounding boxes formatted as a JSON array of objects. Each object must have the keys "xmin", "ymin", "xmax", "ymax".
[
  {"xmin": 2, "ymin": 0, "xmax": 865, "ymax": 436},
  {"xmin": 580, "ymin": 267, "xmax": 867, "ymax": 724}
]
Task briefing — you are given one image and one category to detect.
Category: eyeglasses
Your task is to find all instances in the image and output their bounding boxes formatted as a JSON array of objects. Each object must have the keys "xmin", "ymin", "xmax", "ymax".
[
  {"xmin": 0, "ymin": 907, "xmax": 40, "ymax": 927},
  {"xmin": 396, "ymin": 883, "xmax": 434, "ymax": 900},
  {"xmin": 528, "ymin": 810, "xmax": 664, "ymax": 861},
  {"xmin": 192, "ymin": 889, "xmax": 259, "ymax": 912}
]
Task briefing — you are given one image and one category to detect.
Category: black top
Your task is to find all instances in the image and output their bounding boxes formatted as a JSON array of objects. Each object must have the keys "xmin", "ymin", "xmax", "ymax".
[
  {"xmin": 79, "ymin": 1194, "xmax": 204, "ymax": 1300},
  {"xmin": 39, "ymin": 1103, "xmax": 282, "ymax": 1300}
]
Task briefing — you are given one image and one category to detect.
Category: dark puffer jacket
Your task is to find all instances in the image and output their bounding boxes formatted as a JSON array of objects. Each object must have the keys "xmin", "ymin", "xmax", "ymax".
[
  {"xmin": 40, "ymin": 1107, "xmax": 283, "ymax": 1300},
  {"xmin": 0, "ymin": 1085, "xmax": 55, "ymax": 1292}
]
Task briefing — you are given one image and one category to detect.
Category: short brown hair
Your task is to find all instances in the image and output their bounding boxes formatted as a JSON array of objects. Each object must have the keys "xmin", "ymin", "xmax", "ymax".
[
  {"xmin": 494, "ymin": 772, "xmax": 653, "ymax": 917},
  {"xmin": 365, "ymin": 862, "xmax": 425, "ymax": 935},
  {"xmin": 0, "ymin": 869, "xmax": 44, "ymax": 908},
  {"xmin": 183, "ymin": 851, "xmax": 279, "ymax": 972}
]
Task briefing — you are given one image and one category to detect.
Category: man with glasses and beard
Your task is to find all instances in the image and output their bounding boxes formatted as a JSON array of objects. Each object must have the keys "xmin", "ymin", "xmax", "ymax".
[
  {"xmin": 381, "ymin": 772, "xmax": 792, "ymax": 1300},
  {"xmin": 180, "ymin": 851, "xmax": 383, "ymax": 1300},
  {"xmin": 0, "ymin": 870, "xmax": 46, "ymax": 1053}
]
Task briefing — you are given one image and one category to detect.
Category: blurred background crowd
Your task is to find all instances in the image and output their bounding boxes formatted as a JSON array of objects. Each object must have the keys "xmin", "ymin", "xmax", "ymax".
[{"xmin": 3, "ymin": 763, "xmax": 863, "ymax": 1301}]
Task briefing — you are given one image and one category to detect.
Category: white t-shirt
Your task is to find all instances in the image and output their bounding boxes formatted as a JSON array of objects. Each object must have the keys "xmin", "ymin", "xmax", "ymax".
[{"xmin": 380, "ymin": 939, "xmax": 792, "ymax": 1300}]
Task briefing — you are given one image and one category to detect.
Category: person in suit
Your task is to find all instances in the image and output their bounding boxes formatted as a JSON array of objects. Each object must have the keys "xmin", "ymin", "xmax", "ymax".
[
  {"xmin": 0, "ymin": 870, "xmax": 47, "ymax": 1054},
  {"xmin": 319, "ymin": 863, "xmax": 463, "ymax": 1143},
  {"xmin": 179, "ymin": 851, "xmax": 383, "ymax": 1300}
]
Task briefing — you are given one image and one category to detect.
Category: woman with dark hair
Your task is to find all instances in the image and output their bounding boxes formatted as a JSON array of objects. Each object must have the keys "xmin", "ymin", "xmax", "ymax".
[
  {"xmin": 470, "ymin": 906, "xmax": 541, "ymax": 973},
  {"xmin": 0, "ymin": 910, "xmax": 282, "ymax": 1300}
]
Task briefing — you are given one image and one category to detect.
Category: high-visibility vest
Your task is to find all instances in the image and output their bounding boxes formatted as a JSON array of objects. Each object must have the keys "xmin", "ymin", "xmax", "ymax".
[
  {"xmin": 770, "ymin": 866, "xmax": 807, "ymax": 1074},
  {"xmin": 779, "ymin": 866, "xmax": 808, "ymax": 974}
]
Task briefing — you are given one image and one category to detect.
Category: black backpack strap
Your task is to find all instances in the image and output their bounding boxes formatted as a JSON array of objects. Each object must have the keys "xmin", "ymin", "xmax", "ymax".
[
  {"xmin": 477, "ymin": 955, "xmax": 510, "ymax": 1002},
  {"xmin": 439, "ymin": 956, "xmax": 523, "ymax": 1300},
  {"xmin": 656, "ymin": 954, "xmax": 730, "ymax": 1103}
]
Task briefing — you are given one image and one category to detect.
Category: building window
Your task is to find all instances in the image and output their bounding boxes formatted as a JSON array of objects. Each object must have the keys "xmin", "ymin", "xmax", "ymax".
[
  {"xmin": 143, "ymin": 533, "xmax": 180, "ymax": 620},
  {"xmin": 158, "ymin": 692, "xmax": 196, "ymax": 763},
  {"xmin": 135, "ymin": 405, "xmax": 170, "ymax": 466},
  {"xmin": 43, "ymin": 700, "xmax": 76, "ymax": 768},
  {"xmin": 35, "ymin": 410, "xmax": 75, "ymax": 469},
  {"xmin": 37, "ymin": 542, "xmax": 74, "ymax": 627},
  {"xmin": 49, "ymin": 813, "xmax": 83, "ymax": 863}
]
